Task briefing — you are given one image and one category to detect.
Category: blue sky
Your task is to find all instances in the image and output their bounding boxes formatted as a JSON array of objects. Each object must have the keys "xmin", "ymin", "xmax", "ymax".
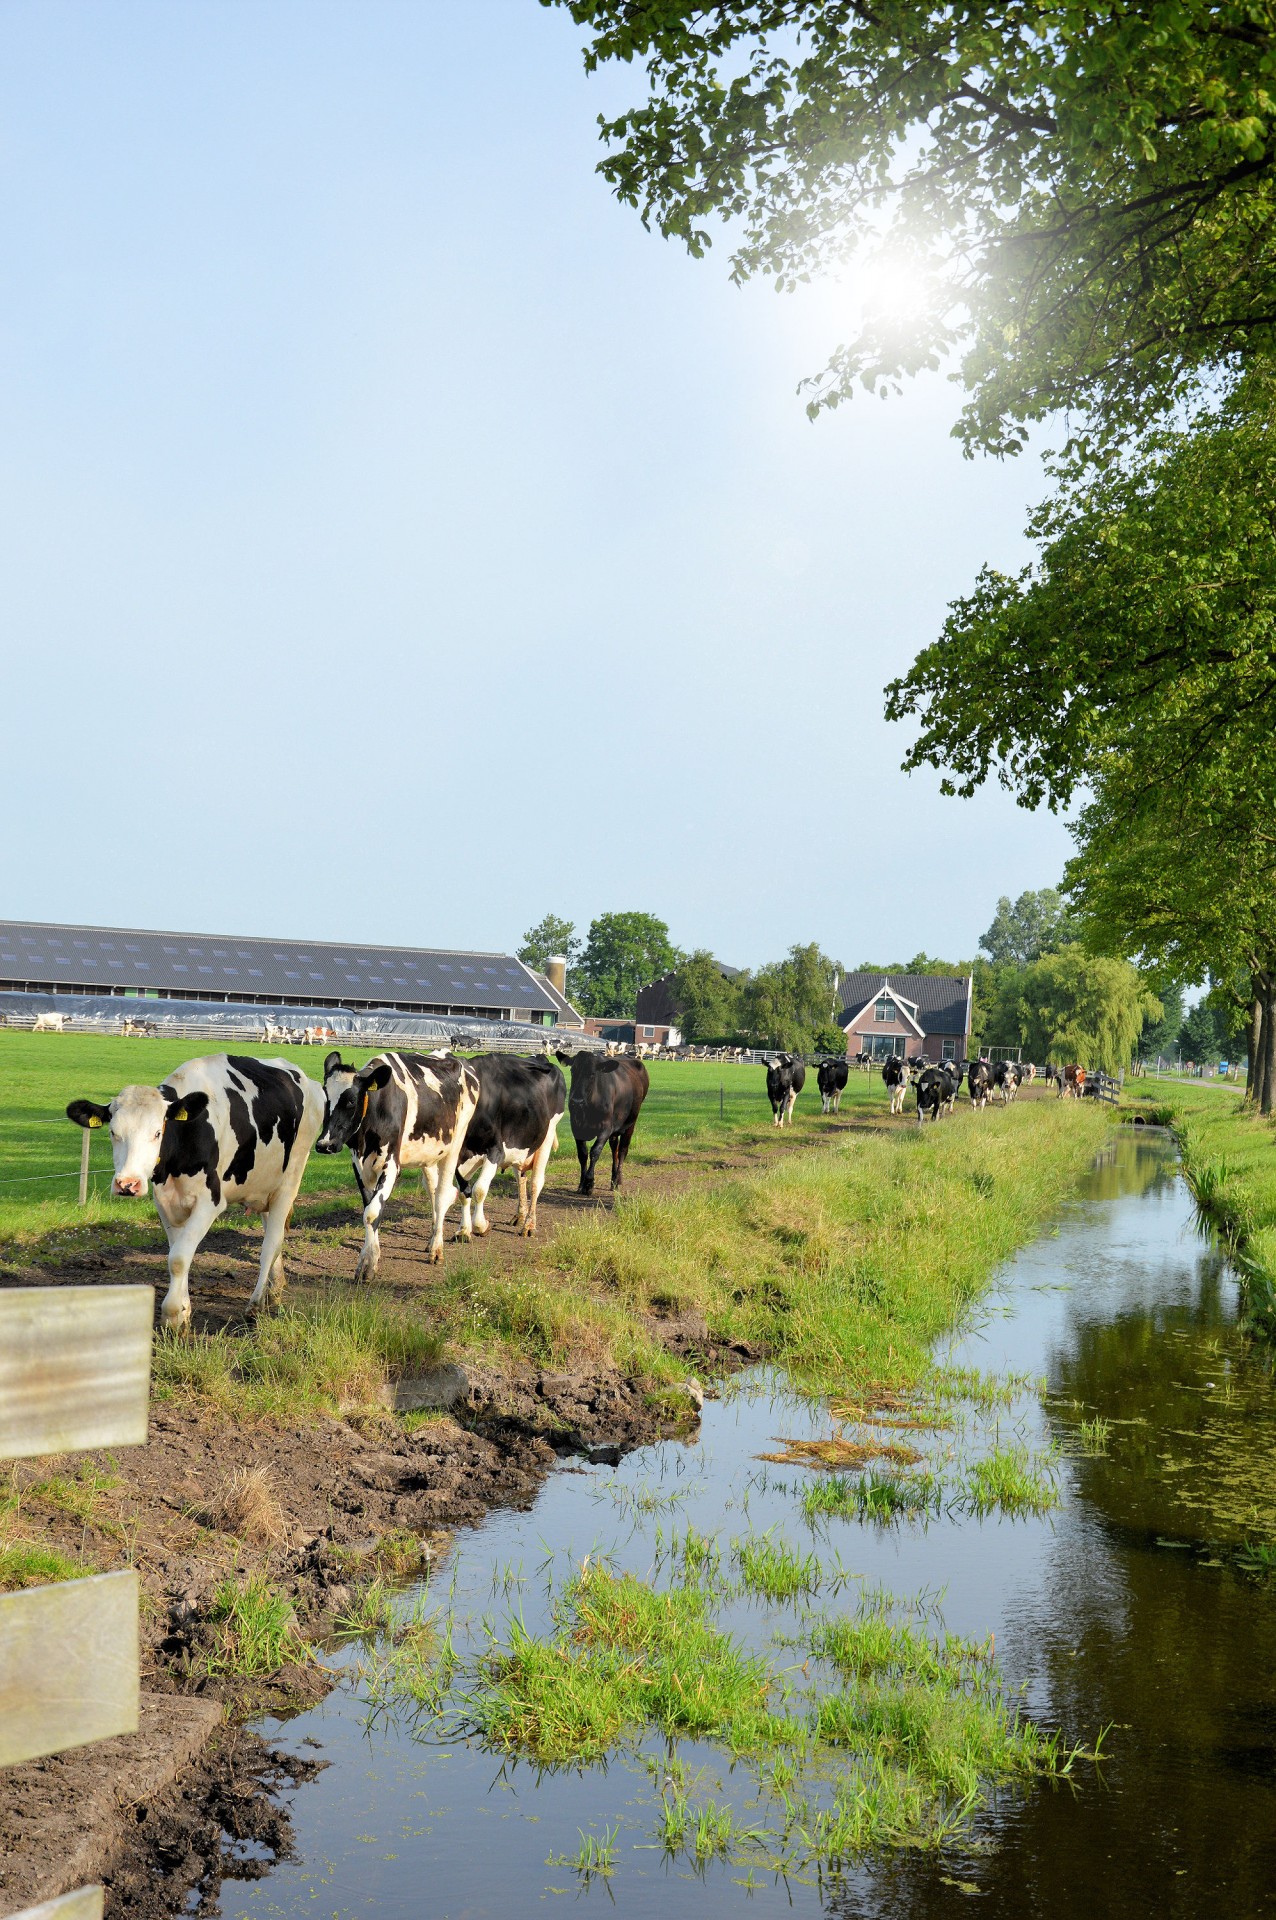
[{"xmin": 0, "ymin": 2, "xmax": 1071, "ymax": 970}]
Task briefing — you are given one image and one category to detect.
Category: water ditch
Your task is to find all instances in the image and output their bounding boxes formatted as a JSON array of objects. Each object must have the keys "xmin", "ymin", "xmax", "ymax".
[{"xmin": 217, "ymin": 1130, "xmax": 1276, "ymax": 1917}]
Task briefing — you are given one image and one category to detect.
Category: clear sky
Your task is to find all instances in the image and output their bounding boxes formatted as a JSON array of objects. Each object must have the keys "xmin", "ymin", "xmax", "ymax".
[{"xmin": 0, "ymin": 2, "xmax": 1072, "ymax": 971}]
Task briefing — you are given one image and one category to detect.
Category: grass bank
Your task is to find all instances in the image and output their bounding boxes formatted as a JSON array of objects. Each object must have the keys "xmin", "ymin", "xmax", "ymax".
[
  {"xmin": 154, "ymin": 1099, "xmax": 1112, "ymax": 1424},
  {"xmin": 1128, "ymin": 1079, "xmax": 1276, "ymax": 1324}
]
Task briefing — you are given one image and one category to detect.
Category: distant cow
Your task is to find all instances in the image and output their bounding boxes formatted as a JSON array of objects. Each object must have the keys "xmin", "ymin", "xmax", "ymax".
[
  {"xmin": 882, "ymin": 1055, "xmax": 908, "ymax": 1115},
  {"xmin": 766, "ymin": 1055, "xmax": 806, "ymax": 1126},
  {"xmin": 318, "ymin": 1049, "xmax": 480, "ymax": 1275},
  {"xmin": 915, "ymin": 1065, "xmax": 947, "ymax": 1125},
  {"xmin": 67, "ymin": 1054, "xmax": 324, "ymax": 1331},
  {"xmin": 940, "ymin": 1061, "xmax": 964, "ymax": 1114},
  {"xmin": 817, "ymin": 1058, "xmax": 849, "ymax": 1113},
  {"xmin": 453, "ymin": 1054, "xmax": 566, "ymax": 1238},
  {"xmin": 33, "ymin": 1012, "xmax": 65, "ymax": 1033},
  {"xmin": 967, "ymin": 1059, "xmax": 991, "ymax": 1109},
  {"xmin": 555, "ymin": 1050, "xmax": 649, "ymax": 1195},
  {"xmin": 1060, "ymin": 1064, "xmax": 1086, "ymax": 1099}
]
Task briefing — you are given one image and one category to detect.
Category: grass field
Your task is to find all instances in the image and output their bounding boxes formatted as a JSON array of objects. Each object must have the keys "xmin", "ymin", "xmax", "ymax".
[{"xmin": 0, "ymin": 1031, "xmax": 886, "ymax": 1244}]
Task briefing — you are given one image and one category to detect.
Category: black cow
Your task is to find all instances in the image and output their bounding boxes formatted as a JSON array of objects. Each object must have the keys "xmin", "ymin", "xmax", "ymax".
[
  {"xmin": 967, "ymin": 1058, "xmax": 991, "ymax": 1109},
  {"xmin": 453, "ymin": 1054, "xmax": 566, "ymax": 1238},
  {"xmin": 817, "ymin": 1058, "xmax": 850, "ymax": 1113},
  {"xmin": 766, "ymin": 1054, "xmax": 806, "ymax": 1126},
  {"xmin": 882, "ymin": 1054, "xmax": 908, "ymax": 1115},
  {"xmin": 67, "ymin": 1054, "xmax": 324, "ymax": 1331},
  {"xmin": 555, "ymin": 1051, "xmax": 650, "ymax": 1195},
  {"xmin": 915, "ymin": 1065, "xmax": 947, "ymax": 1125},
  {"xmin": 318, "ymin": 1050, "xmax": 480, "ymax": 1276}
]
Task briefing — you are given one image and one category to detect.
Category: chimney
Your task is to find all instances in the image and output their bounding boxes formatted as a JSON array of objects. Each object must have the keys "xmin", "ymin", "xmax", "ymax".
[{"xmin": 545, "ymin": 955, "xmax": 567, "ymax": 996}]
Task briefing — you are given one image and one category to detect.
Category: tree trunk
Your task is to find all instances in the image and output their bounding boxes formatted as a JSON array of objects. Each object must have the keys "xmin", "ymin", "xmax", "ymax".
[
  {"xmin": 1248, "ymin": 983, "xmax": 1264, "ymax": 1104},
  {"xmin": 1262, "ymin": 975, "xmax": 1276, "ymax": 1117}
]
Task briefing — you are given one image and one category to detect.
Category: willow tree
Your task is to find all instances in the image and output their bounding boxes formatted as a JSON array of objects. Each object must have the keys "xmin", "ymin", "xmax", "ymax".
[
  {"xmin": 1012, "ymin": 947, "xmax": 1160, "ymax": 1071},
  {"xmin": 551, "ymin": 2, "xmax": 1276, "ymax": 452}
]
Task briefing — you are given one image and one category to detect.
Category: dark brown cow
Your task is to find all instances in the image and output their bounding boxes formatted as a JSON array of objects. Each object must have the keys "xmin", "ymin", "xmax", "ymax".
[{"xmin": 556, "ymin": 1051, "xmax": 650, "ymax": 1195}]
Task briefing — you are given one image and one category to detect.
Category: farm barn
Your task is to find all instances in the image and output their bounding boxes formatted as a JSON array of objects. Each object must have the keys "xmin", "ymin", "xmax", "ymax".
[
  {"xmin": 836, "ymin": 971, "xmax": 973, "ymax": 1065},
  {"xmin": 0, "ymin": 918, "xmax": 584, "ymax": 1030}
]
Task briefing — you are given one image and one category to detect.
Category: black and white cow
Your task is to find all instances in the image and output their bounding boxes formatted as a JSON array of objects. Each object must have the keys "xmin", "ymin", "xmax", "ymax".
[
  {"xmin": 817, "ymin": 1057, "xmax": 850, "ymax": 1113},
  {"xmin": 318, "ymin": 1050, "xmax": 480, "ymax": 1277},
  {"xmin": 915, "ymin": 1065, "xmax": 947, "ymax": 1125},
  {"xmin": 555, "ymin": 1051, "xmax": 650, "ymax": 1194},
  {"xmin": 453, "ymin": 1053, "xmax": 566, "ymax": 1238},
  {"xmin": 67, "ymin": 1055, "xmax": 324, "ymax": 1332},
  {"xmin": 940, "ymin": 1060, "xmax": 964, "ymax": 1114},
  {"xmin": 967, "ymin": 1058, "xmax": 991, "ymax": 1109},
  {"xmin": 882, "ymin": 1054, "xmax": 908, "ymax": 1116},
  {"xmin": 766, "ymin": 1054, "xmax": 806, "ymax": 1126}
]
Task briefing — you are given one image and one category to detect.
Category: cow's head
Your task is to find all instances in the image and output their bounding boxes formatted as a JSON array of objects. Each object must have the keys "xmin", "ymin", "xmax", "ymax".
[
  {"xmin": 67, "ymin": 1084, "xmax": 209, "ymax": 1197},
  {"xmin": 317, "ymin": 1058, "xmax": 393, "ymax": 1153}
]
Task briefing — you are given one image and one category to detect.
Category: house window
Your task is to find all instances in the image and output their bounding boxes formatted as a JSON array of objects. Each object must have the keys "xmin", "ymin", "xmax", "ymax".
[
  {"xmin": 874, "ymin": 996, "xmax": 893, "ymax": 1022},
  {"xmin": 942, "ymin": 1040, "xmax": 956, "ymax": 1062},
  {"xmin": 643, "ymin": 1025, "xmax": 655, "ymax": 1039}
]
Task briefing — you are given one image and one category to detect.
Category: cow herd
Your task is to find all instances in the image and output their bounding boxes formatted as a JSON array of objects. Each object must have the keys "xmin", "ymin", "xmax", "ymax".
[
  {"xmin": 63, "ymin": 1036, "xmax": 1093, "ymax": 1331},
  {"xmin": 65, "ymin": 1045, "xmax": 649, "ymax": 1331}
]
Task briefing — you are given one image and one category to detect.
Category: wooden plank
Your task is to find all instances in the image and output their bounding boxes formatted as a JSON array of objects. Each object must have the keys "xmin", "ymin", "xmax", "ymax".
[
  {"xmin": 7, "ymin": 1887, "xmax": 104, "ymax": 1920},
  {"xmin": 0, "ymin": 1570, "xmax": 139, "ymax": 1767},
  {"xmin": 0, "ymin": 1287, "xmax": 152, "ymax": 1461}
]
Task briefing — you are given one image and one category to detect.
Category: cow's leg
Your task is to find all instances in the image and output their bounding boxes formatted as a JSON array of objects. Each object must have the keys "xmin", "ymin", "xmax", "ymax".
[
  {"xmin": 460, "ymin": 1152, "xmax": 500, "ymax": 1239},
  {"xmin": 521, "ymin": 1130, "xmax": 556, "ymax": 1235},
  {"xmin": 612, "ymin": 1122, "xmax": 639, "ymax": 1190},
  {"xmin": 349, "ymin": 1149, "xmax": 371, "ymax": 1209},
  {"xmin": 155, "ymin": 1189, "xmax": 224, "ymax": 1334},
  {"xmin": 248, "ymin": 1175, "xmax": 304, "ymax": 1316},
  {"xmin": 451, "ymin": 1159, "xmax": 476, "ymax": 1238},
  {"xmin": 356, "ymin": 1153, "xmax": 398, "ymax": 1282},
  {"xmin": 427, "ymin": 1132, "xmax": 469, "ymax": 1263},
  {"xmin": 575, "ymin": 1134, "xmax": 592, "ymax": 1194},
  {"xmin": 585, "ymin": 1130, "xmax": 611, "ymax": 1193}
]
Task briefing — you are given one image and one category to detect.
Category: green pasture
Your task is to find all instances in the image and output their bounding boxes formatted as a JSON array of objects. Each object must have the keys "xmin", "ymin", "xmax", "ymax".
[{"xmin": 0, "ymin": 1031, "xmax": 887, "ymax": 1245}]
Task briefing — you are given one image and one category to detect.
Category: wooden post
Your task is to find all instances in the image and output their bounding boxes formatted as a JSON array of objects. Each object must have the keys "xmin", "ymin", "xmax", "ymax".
[
  {"xmin": 78, "ymin": 1126, "xmax": 91, "ymax": 1207},
  {"xmin": 720, "ymin": 1084, "xmax": 724, "ymax": 1120}
]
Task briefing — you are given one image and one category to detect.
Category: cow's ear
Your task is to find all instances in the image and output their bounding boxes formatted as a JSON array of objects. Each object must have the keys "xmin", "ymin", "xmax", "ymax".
[
  {"xmin": 554, "ymin": 1050, "xmax": 574, "ymax": 1066},
  {"xmin": 324, "ymin": 1050, "xmax": 345, "ymax": 1079},
  {"xmin": 67, "ymin": 1099, "xmax": 111, "ymax": 1130},
  {"xmin": 361, "ymin": 1063, "xmax": 394, "ymax": 1092},
  {"xmin": 166, "ymin": 1090, "xmax": 209, "ymax": 1126}
]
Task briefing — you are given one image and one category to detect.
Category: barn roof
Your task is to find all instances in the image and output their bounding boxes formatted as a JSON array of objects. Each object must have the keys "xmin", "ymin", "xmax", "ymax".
[
  {"xmin": 0, "ymin": 919, "xmax": 558, "ymax": 1017},
  {"xmin": 837, "ymin": 971, "xmax": 971, "ymax": 1036}
]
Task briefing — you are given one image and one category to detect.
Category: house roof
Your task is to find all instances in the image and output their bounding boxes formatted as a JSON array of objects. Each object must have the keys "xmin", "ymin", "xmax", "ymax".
[
  {"xmin": 836, "ymin": 971, "xmax": 970, "ymax": 1037},
  {"xmin": 0, "ymin": 919, "xmax": 558, "ymax": 1016}
]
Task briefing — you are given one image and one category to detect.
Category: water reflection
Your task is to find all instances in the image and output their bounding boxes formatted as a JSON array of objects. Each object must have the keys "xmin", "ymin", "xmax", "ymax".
[{"xmin": 225, "ymin": 1133, "xmax": 1276, "ymax": 1920}]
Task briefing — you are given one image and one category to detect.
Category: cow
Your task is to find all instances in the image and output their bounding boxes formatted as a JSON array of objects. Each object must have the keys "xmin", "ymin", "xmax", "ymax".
[
  {"xmin": 317, "ymin": 1049, "xmax": 479, "ymax": 1275},
  {"xmin": 915, "ymin": 1065, "xmax": 947, "ymax": 1125},
  {"xmin": 967, "ymin": 1058, "xmax": 991, "ymax": 1109},
  {"xmin": 817, "ymin": 1058, "xmax": 850, "ymax": 1113},
  {"xmin": 1004, "ymin": 1062, "xmax": 1026, "ymax": 1103},
  {"xmin": 882, "ymin": 1054, "xmax": 908, "ymax": 1115},
  {"xmin": 452, "ymin": 1054, "xmax": 566, "ymax": 1239},
  {"xmin": 940, "ymin": 1060, "xmax": 964, "ymax": 1114},
  {"xmin": 33, "ymin": 1012, "xmax": 65, "ymax": 1033},
  {"xmin": 766, "ymin": 1054, "xmax": 806, "ymax": 1126},
  {"xmin": 67, "ymin": 1054, "xmax": 324, "ymax": 1332},
  {"xmin": 1060, "ymin": 1064, "xmax": 1086, "ymax": 1099},
  {"xmin": 555, "ymin": 1050, "xmax": 649, "ymax": 1195}
]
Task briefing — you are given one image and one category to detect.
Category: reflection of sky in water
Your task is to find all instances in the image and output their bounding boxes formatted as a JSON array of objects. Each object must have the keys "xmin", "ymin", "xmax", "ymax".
[{"xmin": 226, "ymin": 1135, "xmax": 1276, "ymax": 1920}]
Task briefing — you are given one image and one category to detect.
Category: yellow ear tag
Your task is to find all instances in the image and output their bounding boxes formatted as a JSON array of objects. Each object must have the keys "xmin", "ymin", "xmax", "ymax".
[
  {"xmin": 88, "ymin": 1116, "xmax": 103, "ymax": 1129},
  {"xmin": 174, "ymin": 1107, "xmax": 188, "ymax": 1122},
  {"xmin": 360, "ymin": 1091, "xmax": 370, "ymax": 1119}
]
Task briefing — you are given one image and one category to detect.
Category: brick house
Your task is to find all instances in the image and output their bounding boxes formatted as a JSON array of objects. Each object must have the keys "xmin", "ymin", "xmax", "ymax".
[{"xmin": 836, "ymin": 972, "xmax": 972, "ymax": 1064}]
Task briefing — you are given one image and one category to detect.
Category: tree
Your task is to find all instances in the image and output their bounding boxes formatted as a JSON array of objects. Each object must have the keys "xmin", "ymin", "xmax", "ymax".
[
  {"xmin": 671, "ymin": 950, "xmax": 742, "ymax": 1043},
  {"xmin": 980, "ymin": 889, "xmax": 1079, "ymax": 967},
  {"xmin": 1012, "ymin": 947, "xmax": 1160, "ymax": 1071},
  {"xmin": 575, "ymin": 912, "xmax": 680, "ymax": 1017},
  {"xmin": 517, "ymin": 914, "xmax": 582, "ymax": 979},
  {"xmin": 740, "ymin": 943, "xmax": 840, "ymax": 1051},
  {"xmin": 550, "ymin": 2, "xmax": 1276, "ymax": 454},
  {"xmin": 886, "ymin": 377, "xmax": 1276, "ymax": 812},
  {"xmin": 1140, "ymin": 982, "xmax": 1185, "ymax": 1061}
]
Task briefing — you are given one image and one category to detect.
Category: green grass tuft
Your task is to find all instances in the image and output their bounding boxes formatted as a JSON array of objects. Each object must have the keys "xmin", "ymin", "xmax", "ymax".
[{"xmin": 204, "ymin": 1573, "xmax": 306, "ymax": 1675}]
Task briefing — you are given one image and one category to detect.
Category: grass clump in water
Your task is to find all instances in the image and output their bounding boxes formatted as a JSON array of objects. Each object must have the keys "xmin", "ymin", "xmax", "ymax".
[
  {"xmin": 804, "ymin": 1471, "xmax": 941, "ymax": 1525},
  {"xmin": 473, "ymin": 1565, "xmax": 797, "ymax": 1763},
  {"xmin": 735, "ymin": 1533, "xmax": 824, "ymax": 1601},
  {"xmin": 962, "ymin": 1445, "xmax": 1060, "ymax": 1517}
]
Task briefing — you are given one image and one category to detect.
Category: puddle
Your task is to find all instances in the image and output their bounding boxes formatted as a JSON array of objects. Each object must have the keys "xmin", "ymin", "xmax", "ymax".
[{"xmin": 222, "ymin": 1134, "xmax": 1276, "ymax": 1917}]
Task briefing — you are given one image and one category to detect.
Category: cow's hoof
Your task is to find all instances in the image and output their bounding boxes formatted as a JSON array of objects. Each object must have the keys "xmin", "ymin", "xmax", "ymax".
[
  {"xmin": 453, "ymin": 1229, "xmax": 472, "ymax": 1243},
  {"xmin": 428, "ymin": 1245, "xmax": 443, "ymax": 1265},
  {"xmin": 474, "ymin": 1221, "xmax": 491, "ymax": 1237},
  {"xmin": 521, "ymin": 1222, "xmax": 535, "ymax": 1238},
  {"xmin": 160, "ymin": 1307, "xmax": 191, "ymax": 1337}
]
